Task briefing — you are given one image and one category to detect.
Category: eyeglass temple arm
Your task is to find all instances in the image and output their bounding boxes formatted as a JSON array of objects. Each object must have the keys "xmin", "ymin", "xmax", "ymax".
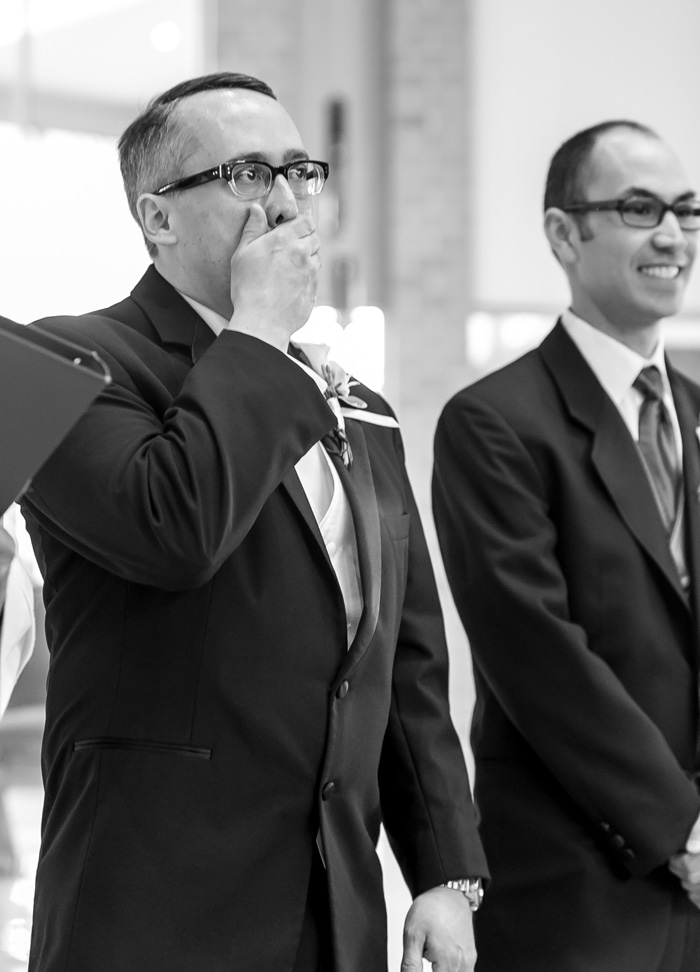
[
  {"xmin": 155, "ymin": 165, "xmax": 225, "ymax": 196},
  {"xmin": 563, "ymin": 201, "xmax": 619, "ymax": 213}
]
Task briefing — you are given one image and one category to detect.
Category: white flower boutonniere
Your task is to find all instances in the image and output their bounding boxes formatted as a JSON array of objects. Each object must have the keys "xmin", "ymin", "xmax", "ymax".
[
  {"xmin": 321, "ymin": 359, "xmax": 368, "ymax": 410},
  {"xmin": 292, "ymin": 340, "xmax": 400, "ymax": 431},
  {"xmin": 294, "ymin": 343, "xmax": 366, "ymax": 409}
]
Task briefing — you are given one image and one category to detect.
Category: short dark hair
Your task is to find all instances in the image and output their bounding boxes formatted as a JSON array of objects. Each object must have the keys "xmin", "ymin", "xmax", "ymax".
[
  {"xmin": 118, "ymin": 72, "xmax": 276, "ymax": 254},
  {"xmin": 543, "ymin": 119, "xmax": 659, "ymax": 220}
]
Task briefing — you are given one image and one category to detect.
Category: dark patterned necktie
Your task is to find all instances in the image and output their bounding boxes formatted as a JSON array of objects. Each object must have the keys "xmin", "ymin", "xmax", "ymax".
[
  {"xmin": 321, "ymin": 425, "xmax": 353, "ymax": 469},
  {"xmin": 322, "ymin": 394, "xmax": 353, "ymax": 468},
  {"xmin": 633, "ymin": 365, "xmax": 679, "ymax": 532}
]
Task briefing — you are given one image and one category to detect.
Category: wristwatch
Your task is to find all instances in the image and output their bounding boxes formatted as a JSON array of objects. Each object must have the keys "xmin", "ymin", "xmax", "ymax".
[{"xmin": 441, "ymin": 878, "xmax": 483, "ymax": 912}]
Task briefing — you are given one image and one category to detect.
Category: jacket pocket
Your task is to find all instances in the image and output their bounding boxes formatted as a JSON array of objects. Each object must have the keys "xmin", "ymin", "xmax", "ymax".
[
  {"xmin": 73, "ymin": 737, "xmax": 211, "ymax": 759},
  {"xmin": 382, "ymin": 512, "xmax": 410, "ymax": 541}
]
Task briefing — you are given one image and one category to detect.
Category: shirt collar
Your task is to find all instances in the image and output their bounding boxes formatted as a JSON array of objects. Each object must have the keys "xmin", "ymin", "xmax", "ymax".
[
  {"xmin": 177, "ymin": 291, "xmax": 329, "ymax": 394},
  {"xmin": 561, "ymin": 308, "xmax": 670, "ymax": 406},
  {"xmin": 178, "ymin": 293, "xmax": 229, "ymax": 336}
]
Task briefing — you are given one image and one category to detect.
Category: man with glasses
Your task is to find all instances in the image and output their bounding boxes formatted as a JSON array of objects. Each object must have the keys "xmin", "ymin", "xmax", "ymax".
[
  {"xmin": 20, "ymin": 73, "xmax": 487, "ymax": 972},
  {"xmin": 433, "ymin": 120, "xmax": 700, "ymax": 971}
]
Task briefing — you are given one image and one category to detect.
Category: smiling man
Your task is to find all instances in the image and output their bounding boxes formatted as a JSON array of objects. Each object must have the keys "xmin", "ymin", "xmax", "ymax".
[
  {"xmin": 20, "ymin": 73, "xmax": 486, "ymax": 972},
  {"xmin": 433, "ymin": 121, "xmax": 700, "ymax": 971}
]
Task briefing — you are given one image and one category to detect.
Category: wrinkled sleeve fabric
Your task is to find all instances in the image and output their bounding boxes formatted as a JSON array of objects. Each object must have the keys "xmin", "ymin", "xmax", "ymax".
[{"xmin": 22, "ymin": 316, "xmax": 336, "ymax": 592}]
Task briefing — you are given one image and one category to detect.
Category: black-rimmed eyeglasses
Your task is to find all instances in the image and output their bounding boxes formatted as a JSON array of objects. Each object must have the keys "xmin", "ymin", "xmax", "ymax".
[
  {"xmin": 562, "ymin": 195, "xmax": 700, "ymax": 230},
  {"xmin": 154, "ymin": 159, "xmax": 330, "ymax": 199}
]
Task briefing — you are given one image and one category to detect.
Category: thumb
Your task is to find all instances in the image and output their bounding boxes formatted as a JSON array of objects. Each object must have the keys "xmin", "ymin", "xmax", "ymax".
[{"xmin": 237, "ymin": 203, "xmax": 269, "ymax": 246}]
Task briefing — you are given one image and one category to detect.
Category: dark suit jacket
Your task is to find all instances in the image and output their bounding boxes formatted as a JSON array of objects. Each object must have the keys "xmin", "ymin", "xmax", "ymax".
[
  {"xmin": 21, "ymin": 266, "xmax": 486, "ymax": 972},
  {"xmin": 433, "ymin": 321, "xmax": 700, "ymax": 972}
]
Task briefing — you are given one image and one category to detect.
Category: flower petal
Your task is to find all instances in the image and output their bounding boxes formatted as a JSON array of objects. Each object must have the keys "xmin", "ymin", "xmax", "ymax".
[{"xmin": 339, "ymin": 394, "xmax": 368, "ymax": 409}]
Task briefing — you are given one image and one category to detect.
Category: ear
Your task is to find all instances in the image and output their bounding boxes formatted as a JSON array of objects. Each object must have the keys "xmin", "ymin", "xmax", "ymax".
[
  {"xmin": 136, "ymin": 193, "xmax": 178, "ymax": 250},
  {"xmin": 543, "ymin": 207, "xmax": 581, "ymax": 267}
]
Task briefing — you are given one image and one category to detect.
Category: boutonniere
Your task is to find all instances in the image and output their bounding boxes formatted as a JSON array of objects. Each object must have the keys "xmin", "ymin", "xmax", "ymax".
[
  {"xmin": 291, "ymin": 341, "xmax": 400, "ymax": 466},
  {"xmin": 320, "ymin": 359, "xmax": 368, "ymax": 410},
  {"xmin": 291, "ymin": 342, "xmax": 357, "ymax": 467},
  {"xmin": 293, "ymin": 342, "xmax": 368, "ymax": 410}
]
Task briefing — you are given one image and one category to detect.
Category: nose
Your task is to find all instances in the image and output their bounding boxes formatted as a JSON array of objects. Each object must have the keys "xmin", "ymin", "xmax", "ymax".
[
  {"xmin": 264, "ymin": 174, "xmax": 299, "ymax": 227},
  {"xmin": 653, "ymin": 209, "xmax": 688, "ymax": 250}
]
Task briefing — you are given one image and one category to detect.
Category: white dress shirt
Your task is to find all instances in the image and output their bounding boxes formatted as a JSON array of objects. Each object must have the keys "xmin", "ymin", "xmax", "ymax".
[
  {"xmin": 179, "ymin": 294, "xmax": 364, "ymax": 646},
  {"xmin": 561, "ymin": 309, "xmax": 682, "ymax": 457}
]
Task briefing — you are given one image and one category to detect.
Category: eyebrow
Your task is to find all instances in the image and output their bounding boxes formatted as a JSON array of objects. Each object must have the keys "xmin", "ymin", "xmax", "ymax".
[
  {"xmin": 228, "ymin": 149, "xmax": 310, "ymax": 164},
  {"xmin": 622, "ymin": 186, "xmax": 697, "ymax": 202}
]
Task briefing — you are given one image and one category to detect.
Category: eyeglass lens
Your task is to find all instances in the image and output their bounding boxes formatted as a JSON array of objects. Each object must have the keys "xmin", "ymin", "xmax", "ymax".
[
  {"xmin": 621, "ymin": 197, "xmax": 700, "ymax": 229},
  {"xmin": 230, "ymin": 161, "xmax": 325, "ymax": 198}
]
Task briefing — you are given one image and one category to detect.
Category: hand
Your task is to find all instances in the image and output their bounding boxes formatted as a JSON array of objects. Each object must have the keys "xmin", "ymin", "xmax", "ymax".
[
  {"xmin": 228, "ymin": 203, "xmax": 321, "ymax": 351},
  {"xmin": 669, "ymin": 811, "xmax": 700, "ymax": 909},
  {"xmin": 401, "ymin": 886, "xmax": 476, "ymax": 972}
]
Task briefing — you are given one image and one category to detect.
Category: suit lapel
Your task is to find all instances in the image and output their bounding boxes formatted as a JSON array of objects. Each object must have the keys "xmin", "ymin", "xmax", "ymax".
[
  {"xmin": 280, "ymin": 470, "xmax": 335, "ymax": 572},
  {"xmin": 669, "ymin": 369, "xmax": 700, "ymax": 626},
  {"xmin": 541, "ymin": 323, "xmax": 688, "ymax": 606},
  {"xmin": 130, "ymin": 266, "xmax": 217, "ymax": 363},
  {"xmin": 327, "ymin": 419, "xmax": 382, "ymax": 663},
  {"xmin": 283, "ymin": 420, "xmax": 382, "ymax": 664}
]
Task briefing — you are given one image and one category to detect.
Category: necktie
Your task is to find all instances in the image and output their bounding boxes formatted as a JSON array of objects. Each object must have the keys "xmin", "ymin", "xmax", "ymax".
[
  {"xmin": 322, "ymin": 394, "xmax": 353, "ymax": 468},
  {"xmin": 633, "ymin": 365, "xmax": 679, "ymax": 532}
]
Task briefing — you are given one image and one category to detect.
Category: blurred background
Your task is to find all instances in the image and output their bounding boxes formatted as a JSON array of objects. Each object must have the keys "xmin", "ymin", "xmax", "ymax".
[{"xmin": 2, "ymin": 0, "xmax": 700, "ymax": 967}]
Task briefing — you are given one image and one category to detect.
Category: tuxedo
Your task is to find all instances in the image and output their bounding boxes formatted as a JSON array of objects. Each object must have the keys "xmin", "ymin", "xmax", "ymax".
[
  {"xmin": 432, "ymin": 321, "xmax": 700, "ymax": 972},
  {"xmin": 21, "ymin": 266, "xmax": 486, "ymax": 972}
]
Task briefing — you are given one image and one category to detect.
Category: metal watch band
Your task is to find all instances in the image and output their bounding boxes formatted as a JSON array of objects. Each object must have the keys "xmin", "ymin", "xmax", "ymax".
[{"xmin": 441, "ymin": 878, "xmax": 483, "ymax": 912}]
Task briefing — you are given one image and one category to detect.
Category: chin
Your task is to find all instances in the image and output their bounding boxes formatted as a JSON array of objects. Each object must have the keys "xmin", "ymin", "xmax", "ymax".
[
  {"xmin": 653, "ymin": 297, "xmax": 685, "ymax": 320},
  {"xmin": 633, "ymin": 290, "xmax": 686, "ymax": 323}
]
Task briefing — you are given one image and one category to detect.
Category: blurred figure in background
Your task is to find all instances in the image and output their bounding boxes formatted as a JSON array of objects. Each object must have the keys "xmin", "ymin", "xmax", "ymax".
[
  {"xmin": 0, "ymin": 316, "xmax": 37, "ymax": 715},
  {"xmin": 20, "ymin": 73, "xmax": 487, "ymax": 972},
  {"xmin": 0, "ymin": 316, "xmax": 42, "ymax": 875},
  {"xmin": 0, "ymin": 504, "xmax": 35, "ymax": 718},
  {"xmin": 433, "ymin": 121, "xmax": 700, "ymax": 971}
]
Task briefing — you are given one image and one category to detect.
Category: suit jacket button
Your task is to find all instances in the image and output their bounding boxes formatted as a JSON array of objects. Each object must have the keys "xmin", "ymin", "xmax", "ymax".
[
  {"xmin": 336, "ymin": 681, "xmax": 349, "ymax": 700},
  {"xmin": 612, "ymin": 834, "xmax": 626, "ymax": 849},
  {"xmin": 322, "ymin": 781, "xmax": 336, "ymax": 800}
]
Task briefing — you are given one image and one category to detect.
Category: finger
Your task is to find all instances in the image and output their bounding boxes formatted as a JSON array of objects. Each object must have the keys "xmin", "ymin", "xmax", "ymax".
[
  {"xmin": 669, "ymin": 853, "xmax": 700, "ymax": 876},
  {"xmin": 400, "ymin": 929, "xmax": 425, "ymax": 972},
  {"xmin": 424, "ymin": 947, "xmax": 467, "ymax": 972},
  {"xmin": 237, "ymin": 203, "xmax": 269, "ymax": 245},
  {"xmin": 275, "ymin": 213, "xmax": 317, "ymax": 240}
]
